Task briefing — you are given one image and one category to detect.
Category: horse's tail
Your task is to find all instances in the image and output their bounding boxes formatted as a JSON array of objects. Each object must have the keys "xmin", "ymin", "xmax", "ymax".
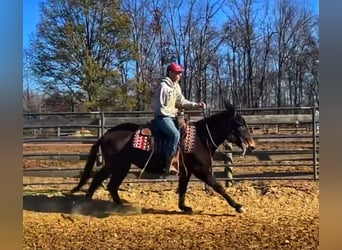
[{"xmin": 71, "ymin": 138, "xmax": 102, "ymax": 193}]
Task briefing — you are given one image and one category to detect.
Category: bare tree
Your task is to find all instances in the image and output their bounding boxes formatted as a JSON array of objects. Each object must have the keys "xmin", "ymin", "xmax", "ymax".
[
  {"xmin": 270, "ymin": 0, "xmax": 318, "ymax": 107},
  {"xmin": 24, "ymin": 0, "xmax": 318, "ymax": 110},
  {"xmin": 121, "ymin": 0, "xmax": 161, "ymax": 110},
  {"xmin": 221, "ymin": 0, "xmax": 258, "ymax": 108},
  {"xmin": 164, "ymin": 0, "xmax": 226, "ymax": 104}
]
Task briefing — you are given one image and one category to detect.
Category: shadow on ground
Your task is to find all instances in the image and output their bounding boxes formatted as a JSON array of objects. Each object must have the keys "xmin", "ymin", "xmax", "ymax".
[
  {"xmin": 23, "ymin": 194, "xmax": 236, "ymax": 218},
  {"xmin": 23, "ymin": 194, "xmax": 144, "ymax": 218}
]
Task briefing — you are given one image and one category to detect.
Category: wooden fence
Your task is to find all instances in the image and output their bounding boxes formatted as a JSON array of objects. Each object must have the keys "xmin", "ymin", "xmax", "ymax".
[{"xmin": 23, "ymin": 107, "xmax": 319, "ymax": 187}]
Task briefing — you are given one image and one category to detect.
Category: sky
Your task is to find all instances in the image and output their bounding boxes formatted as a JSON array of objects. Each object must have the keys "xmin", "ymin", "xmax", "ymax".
[
  {"xmin": 23, "ymin": 0, "xmax": 44, "ymax": 49},
  {"xmin": 23, "ymin": 0, "xmax": 319, "ymax": 50}
]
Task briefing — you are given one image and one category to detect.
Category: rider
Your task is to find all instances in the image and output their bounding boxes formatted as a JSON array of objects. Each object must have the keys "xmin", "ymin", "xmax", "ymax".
[{"xmin": 152, "ymin": 62, "xmax": 206, "ymax": 175}]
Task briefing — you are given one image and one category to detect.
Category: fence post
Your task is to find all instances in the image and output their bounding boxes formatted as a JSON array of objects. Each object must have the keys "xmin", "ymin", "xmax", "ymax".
[
  {"xmin": 96, "ymin": 111, "xmax": 105, "ymax": 166},
  {"xmin": 224, "ymin": 141, "xmax": 234, "ymax": 187},
  {"xmin": 312, "ymin": 106, "xmax": 319, "ymax": 180},
  {"xmin": 204, "ymin": 108, "xmax": 212, "ymax": 193}
]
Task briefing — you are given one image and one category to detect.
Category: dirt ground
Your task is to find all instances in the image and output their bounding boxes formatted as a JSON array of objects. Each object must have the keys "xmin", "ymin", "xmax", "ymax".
[{"xmin": 23, "ymin": 142, "xmax": 319, "ymax": 249}]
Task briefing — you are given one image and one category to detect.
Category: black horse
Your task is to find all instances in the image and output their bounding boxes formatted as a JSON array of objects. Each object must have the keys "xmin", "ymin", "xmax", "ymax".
[{"xmin": 71, "ymin": 103, "xmax": 255, "ymax": 213}]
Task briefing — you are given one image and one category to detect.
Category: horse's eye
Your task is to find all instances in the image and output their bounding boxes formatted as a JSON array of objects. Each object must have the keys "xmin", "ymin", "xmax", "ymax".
[
  {"xmin": 237, "ymin": 126, "xmax": 246, "ymax": 136},
  {"xmin": 236, "ymin": 121, "xmax": 244, "ymax": 127}
]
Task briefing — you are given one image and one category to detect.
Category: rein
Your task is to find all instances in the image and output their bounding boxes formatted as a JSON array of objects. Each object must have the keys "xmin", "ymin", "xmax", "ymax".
[
  {"xmin": 205, "ymin": 124, "xmax": 219, "ymax": 149},
  {"xmin": 203, "ymin": 109, "xmax": 237, "ymax": 150},
  {"xmin": 202, "ymin": 107, "xmax": 219, "ymax": 150},
  {"xmin": 202, "ymin": 107, "xmax": 216, "ymax": 192}
]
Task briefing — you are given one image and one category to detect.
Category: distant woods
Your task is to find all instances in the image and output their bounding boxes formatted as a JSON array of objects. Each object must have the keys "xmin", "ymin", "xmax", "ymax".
[{"xmin": 23, "ymin": 0, "xmax": 318, "ymax": 112}]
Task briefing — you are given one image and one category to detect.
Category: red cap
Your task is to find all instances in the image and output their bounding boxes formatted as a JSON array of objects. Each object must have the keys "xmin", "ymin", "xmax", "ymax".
[{"xmin": 168, "ymin": 62, "xmax": 184, "ymax": 73}]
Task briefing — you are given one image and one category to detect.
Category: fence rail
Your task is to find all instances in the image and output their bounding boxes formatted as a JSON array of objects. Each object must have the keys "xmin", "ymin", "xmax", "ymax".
[{"xmin": 23, "ymin": 107, "xmax": 319, "ymax": 187}]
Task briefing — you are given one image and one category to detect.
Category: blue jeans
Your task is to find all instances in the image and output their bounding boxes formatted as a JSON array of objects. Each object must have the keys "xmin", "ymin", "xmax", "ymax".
[{"xmin": 153, "ymin": 116, "xmax": 180, "ymax": 160}]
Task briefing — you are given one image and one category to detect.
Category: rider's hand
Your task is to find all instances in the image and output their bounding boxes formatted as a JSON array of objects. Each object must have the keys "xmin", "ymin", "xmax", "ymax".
[{"xmin": 198, "ymin": 102, "xmax": 206, "ymax": 109}]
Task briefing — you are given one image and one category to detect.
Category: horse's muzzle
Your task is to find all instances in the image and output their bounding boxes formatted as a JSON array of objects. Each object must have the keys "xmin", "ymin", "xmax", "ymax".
[
  {"xmin": 240, "ymin": 138, "xmax": 255, "ymax": 157},
  {"xmin": 246, "ymin": 138, "xmax": 256, "ymax": 151}
]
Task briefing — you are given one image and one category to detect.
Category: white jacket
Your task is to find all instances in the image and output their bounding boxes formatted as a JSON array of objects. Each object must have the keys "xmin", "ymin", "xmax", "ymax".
[{"xmin": 153, "ymin": 77, "xmax": 199, "ymax": 117}]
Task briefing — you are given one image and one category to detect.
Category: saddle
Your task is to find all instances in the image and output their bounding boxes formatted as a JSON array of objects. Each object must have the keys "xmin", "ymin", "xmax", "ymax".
[{"xmin": 132, "ymin": 113, "xmax": 196, "ymax": 175}]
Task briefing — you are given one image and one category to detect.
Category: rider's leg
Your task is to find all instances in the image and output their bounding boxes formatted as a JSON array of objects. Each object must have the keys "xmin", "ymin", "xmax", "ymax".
[{"xmin": 154, "ymin": 116, "xmax": 180, "ymax": 174}]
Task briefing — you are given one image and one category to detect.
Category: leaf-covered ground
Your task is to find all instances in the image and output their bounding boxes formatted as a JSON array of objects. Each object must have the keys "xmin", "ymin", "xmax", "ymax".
[
  {"xmin": 23, "ymin": 180, "xmax": 319, "ymax": 249},
  {"xmin": 23, "ymin": 139, "xmax": 319, "ymax": 249}
]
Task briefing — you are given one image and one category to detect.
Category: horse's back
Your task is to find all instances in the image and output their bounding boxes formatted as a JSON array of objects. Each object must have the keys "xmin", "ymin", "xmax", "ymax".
[{"xmin": 106, "ymin": 123, "xmax": 141, "ymax": 134}]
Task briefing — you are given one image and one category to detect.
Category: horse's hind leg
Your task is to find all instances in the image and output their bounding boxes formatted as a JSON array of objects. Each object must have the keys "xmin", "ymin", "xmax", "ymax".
[
  {"xmin": 106, "ymin": 162, "xmax": 131, "ymax": 204},
  {"xmin": 86, "ymin": 164, "xmax": 111, "ymax": 199},
  {"xmin": 194, "ymin": 168, "xmax": 244, "ymax": 213},
  {"xmin": 177, "ymin": 173, "xmax": 192, "ymax": 213}
]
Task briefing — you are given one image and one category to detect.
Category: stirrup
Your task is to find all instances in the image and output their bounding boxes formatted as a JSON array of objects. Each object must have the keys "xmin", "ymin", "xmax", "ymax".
[
  {"xmin": 169, "ymin": 164, "xmax": 178, "ymax": 175},
  {"xmin": 165, "ymin": 159, "xmax": 178, "ymax": 175}
]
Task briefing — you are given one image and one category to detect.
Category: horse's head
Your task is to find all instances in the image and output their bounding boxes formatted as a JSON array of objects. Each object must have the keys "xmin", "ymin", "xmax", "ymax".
[{"xmin": 224, "ymin": 102, "xmax": 255, "ymax": 156}]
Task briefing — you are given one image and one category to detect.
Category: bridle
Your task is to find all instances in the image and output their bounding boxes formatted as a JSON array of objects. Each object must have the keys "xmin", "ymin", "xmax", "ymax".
[
  {"xmin": 204, "ymin": 110, "xmax": 247, "ymax": 157},
  {"xmin": 202, "ymin": 108, "xmax": 237, "ymax": 150}
]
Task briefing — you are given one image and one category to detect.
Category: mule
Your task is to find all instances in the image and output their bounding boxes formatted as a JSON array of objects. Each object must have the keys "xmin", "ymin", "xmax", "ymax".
[{"xmin": 71, "ymin": 102, "xmax": 255, "ymax": 213}]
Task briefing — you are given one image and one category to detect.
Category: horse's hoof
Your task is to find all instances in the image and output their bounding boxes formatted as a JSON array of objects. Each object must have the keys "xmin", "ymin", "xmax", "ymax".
[
  {"xmin": 226, "ymin": 181, "xmax": 234, "ymax": 187},
  {"xmin": 62, "ymin": 190, "xmax": 74, "ymax": 196},
  {"xmin": 184, "ymin": 209, "xmax": 193, "ymax": 214},
  {"xmin": 180, "ymin": 207, "xmax": 193, "ymax": 214},
  {"xmin": 85, "ymin": 194, "xmax": 93, "ymax": 200},
  {"xmin": 70, "ymin": 188, "xmax": 79, "ymax": 194},
  {"xmin": 236, "ymin": 205, "xmax": 244, "ymax": 213}
]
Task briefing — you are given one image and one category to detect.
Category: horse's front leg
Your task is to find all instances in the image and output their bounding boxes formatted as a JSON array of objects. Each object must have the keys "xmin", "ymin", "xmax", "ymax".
[
  {"xmin": 194, "ymin": 168, "xmax": 244, "ymax": 213},
  {"xmin": 177, "ymin": 172, "xmax": 192, "ymax": 213}
]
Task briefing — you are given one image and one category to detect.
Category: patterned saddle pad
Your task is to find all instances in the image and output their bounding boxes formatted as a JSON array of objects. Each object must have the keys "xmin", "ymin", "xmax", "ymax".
[{"xmin": 132, "ymin": 124, "xmax": 196, "ymax": 153}]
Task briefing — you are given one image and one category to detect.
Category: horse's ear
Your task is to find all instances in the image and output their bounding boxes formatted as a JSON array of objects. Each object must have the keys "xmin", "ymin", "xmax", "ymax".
[
  {"xmin": 224, "ymin": 102, "xmax": 237, "ymax": 117},
  {"xmin": 224, "ymin": 101, "xmax": 236, "ymax": 116}
]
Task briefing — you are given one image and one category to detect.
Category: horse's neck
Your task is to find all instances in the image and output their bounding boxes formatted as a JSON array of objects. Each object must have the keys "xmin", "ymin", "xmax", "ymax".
[{"xmin": 198, "ymin": 118, "xmax": 225, "ymax": 151}]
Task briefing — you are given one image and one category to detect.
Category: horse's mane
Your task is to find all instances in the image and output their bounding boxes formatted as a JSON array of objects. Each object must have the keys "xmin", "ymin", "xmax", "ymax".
[
  {"xmin": 193, "ymin": 110, "xmax": 235, "ymax": 147},
  {"xmin": 195, "ymin": 110, "xmax": 234, "ymax": 128}
]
